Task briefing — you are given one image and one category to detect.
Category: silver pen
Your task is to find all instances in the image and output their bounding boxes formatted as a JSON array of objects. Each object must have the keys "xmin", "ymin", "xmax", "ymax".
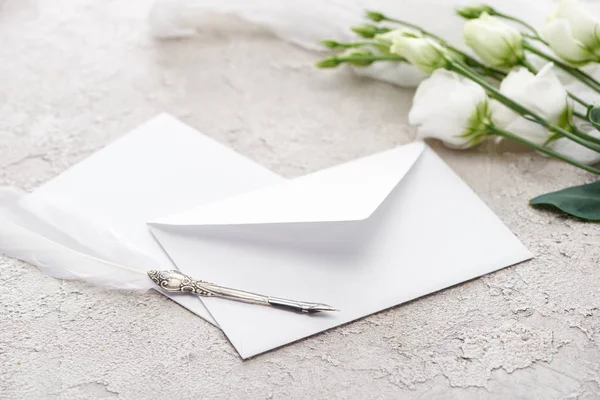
[{"xmin": 147, "ymin": 270, "xmax": 339, "ymax": 314}]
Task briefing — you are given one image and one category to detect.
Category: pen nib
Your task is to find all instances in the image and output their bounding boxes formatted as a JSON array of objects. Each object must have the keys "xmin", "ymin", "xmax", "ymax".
[
  {"xmin": 309, "ymin": 304, "xmax": 340, "ymax": 313},
  {"xmin": 268, "ymin": 297, "xmax": 340, "ymax": 314}
]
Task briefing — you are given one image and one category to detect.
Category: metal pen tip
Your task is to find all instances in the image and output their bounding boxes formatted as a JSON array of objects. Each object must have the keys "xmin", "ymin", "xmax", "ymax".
[
  {"xmin": 310, "ymin": 304, "xmax": 340, "ymax": 313},
  {"xmin": 267, "ymin": 297, "xmax": 340, "ymax": 314}
]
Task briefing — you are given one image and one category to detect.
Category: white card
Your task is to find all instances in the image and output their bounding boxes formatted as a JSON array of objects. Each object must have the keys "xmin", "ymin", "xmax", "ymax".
[
  {"xmin": 34, "ymin": 114, "xmax": 283, "ymax": 326},
  {"xmin": 151, "ymin": 141, "xmax": 533, "ymax": 358}
]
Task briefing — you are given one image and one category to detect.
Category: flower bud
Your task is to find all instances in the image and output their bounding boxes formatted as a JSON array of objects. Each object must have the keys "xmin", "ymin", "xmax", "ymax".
[
  {"xmin": 375, "ymin": 28, "xmax": 420, "ymax": 46},
  {"xmin": 365, "ymin": 11, "xmax": 386, "ymax": 22},
  {"xmin": 541, "ymin": 0, "xmax": 600, "ymax": 65},
  {"xmin": 320, "ymin": 40, "xmax": 341, "ymax": 49},
  {"xmin": 456, "ymin": 5, "xmax": 495, "ymax": 19},
  {"xmin": 351, "ymin": 24, "xmax": 390, "ymax": 39},
  {"xmin": 340, "ymin": 49, "xmax": 375, "ymax": 67},
  {"xmin": 316, "ymin": 57, "xmax": 341, "ymax": 69},
  {"xmin": 463, "ymin": 13, "xmax": 524, "ymax": 67},
  {"xmin": 389, "ymin": 30, "xmax": 449, "ymax": 73},
  {"xmin": 315, "ymin": 49, "xmax": 375, "ymax": 69}
]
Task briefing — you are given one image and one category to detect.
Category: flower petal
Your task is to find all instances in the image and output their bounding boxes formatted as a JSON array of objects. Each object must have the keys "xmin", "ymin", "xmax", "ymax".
[
  {"xmin": 494, "ymin": 64, "xmax": 568, "ymax": 129},
  {"xmin": 391, "ymin": 35, "xmax": 447, "ymax": 73},
  {"xmin": 463, "ymin": 13, "xmax": 523, "ymax": 67},
  {"xmin": 409, "ymin": 69, "xmax": 487, "ymax": 148},
  {"xmin": 541, "ymin": 19, "xmax": 594, "ymax": 64},
  {"xmin": 504, "ymin": 116, "xmax": 552, "ymax": 146},
  {"xmin": 498, "ymin": 67, "xmax": 534, "ymax": 98},
  {"xmin": 523, "ymin": 63, "xmax": 569, "ymax": 121},
  {"xmin": 547, "ymin": 128, "xmax": 600, "ymax": 165},
  {"xmin": 490, "ymin": 100, "xmax": 518, "ymax": 129},
  {"xmin": 552, "ymin": 0, "xmax": 600, "ymax": 49}
]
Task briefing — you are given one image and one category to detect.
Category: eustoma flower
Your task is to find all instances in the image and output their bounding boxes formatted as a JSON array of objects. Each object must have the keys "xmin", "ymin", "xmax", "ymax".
[
  {"xmin": 316, "ymin": 6, "xmax": 600, "ymax": 176},
  {"xmin": 491, "ymin": 63, "xmax": 572, "ymax": 146},
  {"xmin": 386, "ymin": 30, "xmax": 450, "ymax": 73},
  {"xmin": 314, "ymin": 5, "xmax": 600, "ymax": 220},
  {"xmin": 463, "ymin": 13, "xmax": 524, "ymax": 68},
  {"xmin": 409, "ymin": 69, "xmax": 490, "ymax": 149},
  {"xmin": 542, "ymin": 0, "xmax": 600, "ymax": 65}
]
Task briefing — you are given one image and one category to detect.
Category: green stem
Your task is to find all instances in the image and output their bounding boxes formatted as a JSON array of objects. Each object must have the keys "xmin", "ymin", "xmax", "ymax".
[
  {"xmin": 488, "ymin": 125, "xmax": 600, "ymax": 175},
  {"xmin": 467, "ymin": 62, "xmax": 506, "ymax": 81},
  {"xmin": 375, "ymin": 13, "xmax": 507, "ymax": 79},
  {"xmin": 570, "ymin": 93, "xmax": 590, "ymax": 108},
  {"xmin": 493, "ymin": 13, "xmax": 545, "ymax": 41},
  {"xmin": 519, "ymin": 58, "xmax": 537, "ymax": 74},
  {"xmin": 518, "ymin": 47, "xmax": 600, "ymax": 145},
  {"xmin": 342, "ymin": 54, "xmax": 406, "ymax": 62},
  {"xmin": 332, "ymin": 41, "xmax": 375, "ymax": 48},
  {"xmin": 523, "ymin": 41, "xmax": 600, "ymax": 92},
  {"xmin": 572, "ymin": 125, "xmax": 600, "ymax": 145},
  {"xmin": 316, "ymin": 54, "xmax": 406, "ymax": 68},
  {"xmin": 323, "ymin": 40, "xmax": 390, "ymax": 52},
  {"xmin": 522, "ymin": 33, "xmax": 548, "ymax": 45},
  {"xmin": 450, "ymin": 61, "xmax": 600, "ymax": 153},
  {"xmin": 377, "ymin": 15, "xmax": 441, "ymax": 41}
]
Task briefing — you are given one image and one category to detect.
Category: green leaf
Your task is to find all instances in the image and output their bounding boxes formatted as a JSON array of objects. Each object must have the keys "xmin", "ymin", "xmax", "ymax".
[{"xmin": 530, "ymin": 181, "xmax": 600, "ymax": 221}]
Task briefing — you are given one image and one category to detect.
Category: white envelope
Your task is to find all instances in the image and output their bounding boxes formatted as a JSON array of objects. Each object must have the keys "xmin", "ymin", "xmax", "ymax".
[
  {"xmin": 150, "ymin": 140, "xmax": 533, "ymax": 359},
  {"xmin": 33, "ymin": 114, "xmax": 284, "ymax": 326}
]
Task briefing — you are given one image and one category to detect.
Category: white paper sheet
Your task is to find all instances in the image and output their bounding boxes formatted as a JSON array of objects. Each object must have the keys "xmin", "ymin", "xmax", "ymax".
[
  {"xmin": 151, "ymin": 142, "xmax": 533, "ymax": 358},
  {"xmin": 34, "ymin": 114, "xmax": 283, "ymax": 326}
]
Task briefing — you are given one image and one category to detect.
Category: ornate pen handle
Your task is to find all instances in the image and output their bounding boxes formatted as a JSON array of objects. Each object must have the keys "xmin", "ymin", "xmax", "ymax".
[{"xmin": 147, "ymin": 270, "xmax": 338, "ymax": 313}]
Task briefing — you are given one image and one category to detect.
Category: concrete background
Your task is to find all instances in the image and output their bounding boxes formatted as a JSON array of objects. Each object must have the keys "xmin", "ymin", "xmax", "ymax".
[{"xmin": 1, "ymin": 1, "xmax": 599, "ymax": 399}]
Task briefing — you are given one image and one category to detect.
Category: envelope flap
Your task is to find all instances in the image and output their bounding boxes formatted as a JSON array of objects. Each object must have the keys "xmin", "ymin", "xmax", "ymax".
[{"xmin": 151, "ymin": 142, "xmax": 425, "ymax": 226}]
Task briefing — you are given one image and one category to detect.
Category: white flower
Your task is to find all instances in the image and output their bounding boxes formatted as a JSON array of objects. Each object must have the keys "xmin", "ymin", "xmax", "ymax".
[
  {"xmin": 541, "ymin": 0, "xmax": 600, "ymax": 65},
  {"xmin": 388, "ymin": 30, "xmax": 449, "ymax": 73},
  {"xmin": 491, "ymin": 63, "xmax": 572, "ymax": 146},
  {"xmin": 547, "ymin": 128, "xmax": 600, "ymax": 165},
  {"xmin": 374, "ymin": 29, "xmax": 407, "ymax": 46},
  {"xmin": 409, "ymin": 69, "xmax": 490, "ymax": 149},
  {"xmin": 463, "ymin": 13, "xmax": 524, "ymax": 68}
]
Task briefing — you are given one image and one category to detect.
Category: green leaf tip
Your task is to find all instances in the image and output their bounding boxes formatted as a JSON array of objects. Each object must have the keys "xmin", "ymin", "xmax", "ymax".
[{"xmin": 530, "ymin": 181, "xmax": 600, "ymax": 221}]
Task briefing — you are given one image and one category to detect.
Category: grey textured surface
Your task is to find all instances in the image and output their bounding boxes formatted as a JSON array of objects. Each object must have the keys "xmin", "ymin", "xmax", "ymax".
[{"xmin": 1, "ymin": 1, "xmax": 600, "ymax": 399}]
